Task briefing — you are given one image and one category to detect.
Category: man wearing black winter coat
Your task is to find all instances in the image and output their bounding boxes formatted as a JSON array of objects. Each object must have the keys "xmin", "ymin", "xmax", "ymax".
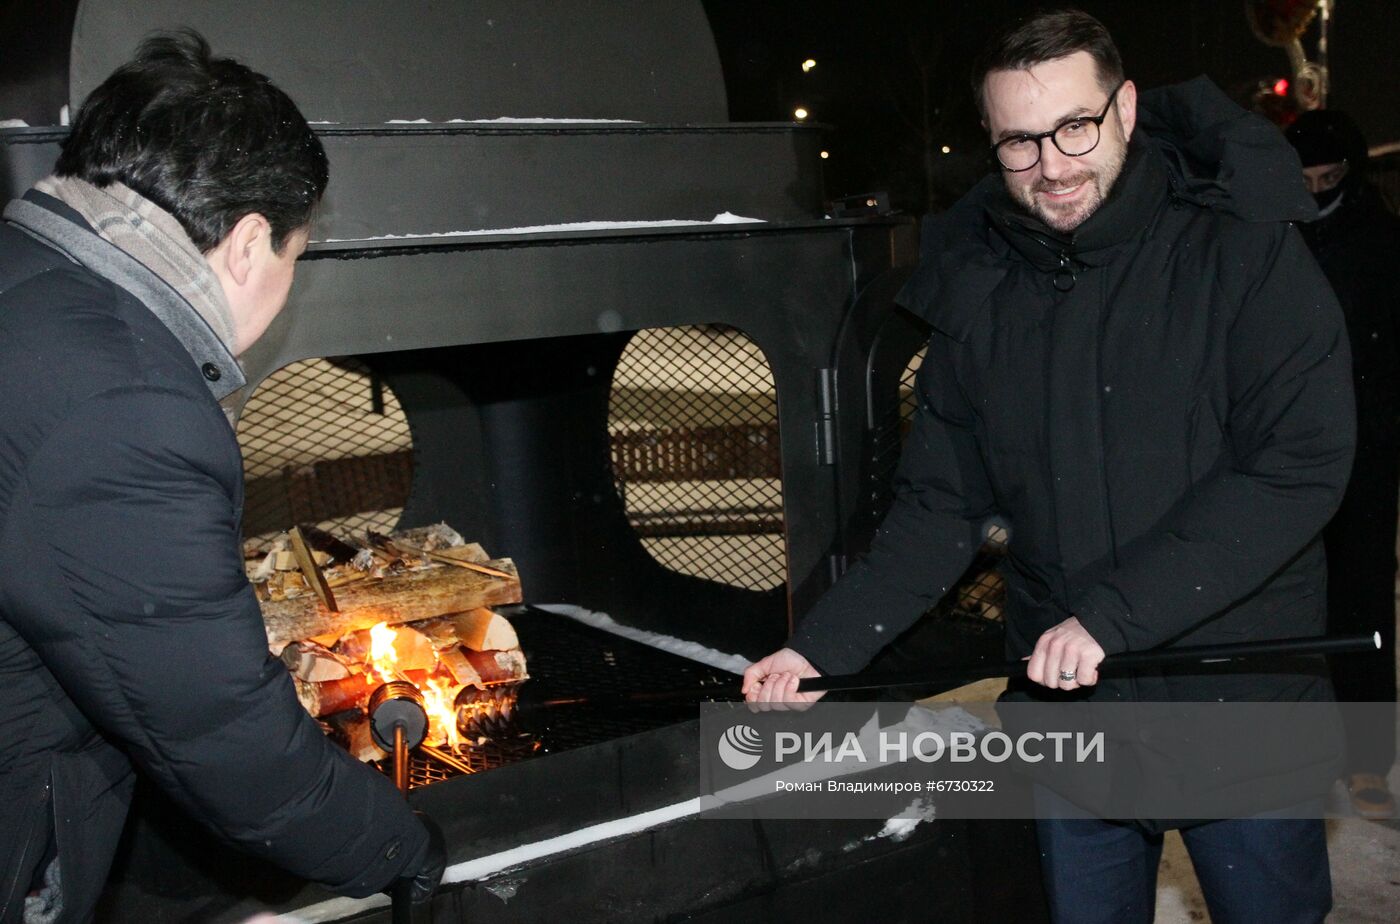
[
  {"xmin": 1287, "ymin": 109, "xmax": 1400, "ymax": 821},
  {"xmin": 745, "ymin": 10, "xmax": 1352, "ymax": 924},
  {"xmin": 0, "ymin": 35, "xmax": 441, "ymax": 923}
]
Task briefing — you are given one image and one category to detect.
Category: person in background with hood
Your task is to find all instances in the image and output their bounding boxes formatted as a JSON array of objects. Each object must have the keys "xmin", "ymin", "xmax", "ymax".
[
  {"xmin": 0, "ymin": 33, "xmax": 443, "ymax": 922},
  {"xmin": 745, "ymin": 9, "xmax": 1351, "ymax": 923},
  {"xmin": 1288, "ymin": 109, "xmax": 1400, "ymax": 821}
]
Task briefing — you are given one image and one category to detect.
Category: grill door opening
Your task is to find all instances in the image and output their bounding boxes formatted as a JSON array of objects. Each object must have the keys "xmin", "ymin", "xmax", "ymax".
[
  {"xmin": 609, "ymin": 324, "xmax": 786, "ymax": 592},
  {"xmin": 237, "ymin": 356, "xmax": 413, "ymax": 553}
]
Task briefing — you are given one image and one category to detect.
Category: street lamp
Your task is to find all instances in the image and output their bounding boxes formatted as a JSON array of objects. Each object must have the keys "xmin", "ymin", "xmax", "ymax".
[
  {"xmin": 794, "ymin": 107, "xmax": 809, "ymax": 121},
  {"xmin": 802, "ymin": 59, "xmax": 817, "ymax": 73}
]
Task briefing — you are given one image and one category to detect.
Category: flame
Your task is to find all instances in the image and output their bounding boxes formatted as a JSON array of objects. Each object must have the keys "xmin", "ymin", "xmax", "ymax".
[
  {"xmin": 421, "ymin": 677, "xmax": 463, "ymax": 750},
  {"xmin": 364, "ymin": 621, "xmax": 464, "ymax": 751},
  {"xmin": 368, "ymin": 622, "xmax": 399, "ymax": 684}
]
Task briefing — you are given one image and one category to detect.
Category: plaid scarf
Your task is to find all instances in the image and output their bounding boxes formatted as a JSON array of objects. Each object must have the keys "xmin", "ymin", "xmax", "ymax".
[{"xmin": 35, "ymin": 175, "xmax": 238, "ymax": 355}]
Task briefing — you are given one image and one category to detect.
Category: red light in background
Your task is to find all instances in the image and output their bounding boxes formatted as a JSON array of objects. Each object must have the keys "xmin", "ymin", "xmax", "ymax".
[{"xmin": 1273, "ymin": 78, "xmax": 1290, "ymax": 97}]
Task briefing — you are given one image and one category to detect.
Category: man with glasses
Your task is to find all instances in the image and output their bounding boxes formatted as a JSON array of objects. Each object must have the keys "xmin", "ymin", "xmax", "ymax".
[{"xmin": 746, "ymin": 8, "xmax": 1350, "ymax": 922}]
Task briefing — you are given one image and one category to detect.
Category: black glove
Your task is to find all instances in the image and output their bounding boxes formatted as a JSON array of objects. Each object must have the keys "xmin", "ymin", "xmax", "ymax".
[{"xmin": 396, "ymin": 811, "xmax": 446, "ymax": 905}]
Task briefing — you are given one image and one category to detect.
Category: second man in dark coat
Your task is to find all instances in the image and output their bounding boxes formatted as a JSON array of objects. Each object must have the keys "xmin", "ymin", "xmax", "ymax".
[{"xmin": 746, "ymin": 10, "xmax": 1352, "ymax": 923}]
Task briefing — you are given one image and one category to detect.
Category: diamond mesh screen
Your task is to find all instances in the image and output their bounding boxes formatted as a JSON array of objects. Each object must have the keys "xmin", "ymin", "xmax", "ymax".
[
  {"xmin": 236, "ymin": 357, "xmax": 413, "ymax": 553},
  {"xmin": 895, "ymin": 346, "xmax": 1007, "ymax": 624},
  {"xmin": 899, "ymin": 345, "xmax": 925, "ymax": 427},
  {"xmin": 608, "ymin": 326, "xmax": 786, "ymax": 591}
]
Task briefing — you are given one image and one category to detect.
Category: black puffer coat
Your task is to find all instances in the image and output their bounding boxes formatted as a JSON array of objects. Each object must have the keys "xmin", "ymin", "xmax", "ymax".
[
  {"xmin": 790, "ymin": 78, "xmax": 1354, "ymax": 705},
  {"xmin": 0, "ymin": 192, "xmax": 427, "ymax": 923},
  {"xmin": 1298, "ymin": 184, "xmax": 1400, "ymax": 449}
]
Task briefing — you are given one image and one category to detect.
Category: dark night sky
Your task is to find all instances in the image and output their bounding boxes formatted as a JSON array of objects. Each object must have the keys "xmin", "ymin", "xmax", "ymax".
[
  {"xmin": 1, "ymin": 1, "xmax": 1393, "ymax": 215},
  {"xmin": 703, "ymin": 0, "xmax": 1399, "ymax": 213}
]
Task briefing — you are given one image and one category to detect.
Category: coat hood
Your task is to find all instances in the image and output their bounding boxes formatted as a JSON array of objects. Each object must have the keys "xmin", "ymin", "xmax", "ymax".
[{"xmin": 1137, "ymin": 75, "xmax": 1315, "ymax": 223}]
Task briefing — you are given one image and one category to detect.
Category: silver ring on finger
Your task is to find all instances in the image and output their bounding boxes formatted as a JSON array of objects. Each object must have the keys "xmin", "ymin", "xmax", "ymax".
[{"xmin": 1059, "ymin": 670, "xmax": 1077, "ymax": 682}]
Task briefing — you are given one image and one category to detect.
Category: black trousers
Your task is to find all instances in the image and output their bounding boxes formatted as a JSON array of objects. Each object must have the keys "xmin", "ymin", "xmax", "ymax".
[
  {"xmin": 1323, "ymin": 442, "xmax": 1399, "ymax": 775},
  {"xmin": 1035, "ymin": 816, "xmax": 1331, "ymax": 924}
]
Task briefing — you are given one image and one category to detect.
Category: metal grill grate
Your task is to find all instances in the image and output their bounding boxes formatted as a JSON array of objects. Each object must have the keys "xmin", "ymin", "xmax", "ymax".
[
  {"xmin": 608, "ymin": 326, "xmax": 786, "ymax": 591},
  {"xmin": 396, "ymin": 737, "xmax": 542, "ymax": 790},
  {"xmin": 388, "ymin": 606, "xmax": 736, "ymax": 789},
  {"xmin": 236, "ymin": 357, "xmax": 413, "ymax": 553}
]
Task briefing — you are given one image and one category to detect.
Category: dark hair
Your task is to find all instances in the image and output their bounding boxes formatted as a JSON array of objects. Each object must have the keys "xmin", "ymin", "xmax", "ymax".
[
  {"xmin": 55, "ymin": 31, "xmax": 328, "ymax": 254},
  {"xmin": 971, "ymin": 9, "xmax": 1124, "ymax": 119}
]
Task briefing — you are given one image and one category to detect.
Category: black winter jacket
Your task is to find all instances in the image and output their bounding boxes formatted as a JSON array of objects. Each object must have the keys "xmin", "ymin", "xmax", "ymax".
[
  {"xmin": 1298, "ymin": 184, "xmax": 1400, "ymax": 448},
  {"xmin": 0, "ymin": 192, "xmax": 427, "ymax": 923},
  {"xmin": 790, "ymin": 78, "xmax": 1355, "ymax": 705}
]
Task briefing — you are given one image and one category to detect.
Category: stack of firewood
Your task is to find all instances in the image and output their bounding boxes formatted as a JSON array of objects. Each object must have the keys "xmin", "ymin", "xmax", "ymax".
[{"xmin": 247, "ymin": 523, "xmax": 528, "ymax": 760}]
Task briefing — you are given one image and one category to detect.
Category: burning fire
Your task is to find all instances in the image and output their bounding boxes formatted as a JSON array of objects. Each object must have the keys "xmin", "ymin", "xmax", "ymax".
[
  {"xmin": 368, "ymin": 622, "xmax": 400, "ymax": 684},
  {"xmin": 421, "ymin": 677, "xmax": 463, "ymax": 750},
  {"xmin": 365, "ymin": 621, "xmax": 464, "ymax": 750}
]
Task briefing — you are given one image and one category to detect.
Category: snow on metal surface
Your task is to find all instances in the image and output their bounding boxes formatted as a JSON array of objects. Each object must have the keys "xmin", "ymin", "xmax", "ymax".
[
  {"xmin": 317, "ymin": 212, "xmax": 764, "ymax": 244},
  {"xmin": 272, "ymin": 799, "xmax": 704, "ymax": 923},
  {"xmin": 533, "ymin": 603, "xmax": 752, "ymax": 675}
]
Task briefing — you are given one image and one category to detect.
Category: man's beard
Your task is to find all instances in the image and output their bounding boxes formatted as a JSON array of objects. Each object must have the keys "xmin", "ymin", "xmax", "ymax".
[{"xmin": 1008, "ymin": 141, "xmax": 1128, "ymax": 234}]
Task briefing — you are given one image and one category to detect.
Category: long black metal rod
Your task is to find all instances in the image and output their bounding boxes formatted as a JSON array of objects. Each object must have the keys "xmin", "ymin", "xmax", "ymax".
[
  {"xmin": 795, "ymin": 632, "xmax": 1381, "ymax": 694},
  {"xmin": 485, "ymin": 633, "xmax": 1381, "ymax": 716},
  {"xmin": 456, "ymin": 633, "xmax": 1379, "ymax": 736}
]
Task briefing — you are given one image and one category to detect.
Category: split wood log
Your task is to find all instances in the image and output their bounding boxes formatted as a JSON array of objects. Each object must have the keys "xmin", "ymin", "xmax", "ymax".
[
  {"xmin": 417, "ymin": 608, "xmax": 519, "ymax": 652},
  {"xmin": 326, "ymin": 569, "xmax": 369, "ymax": 589},
  {"xmin": 281, "ymin": 641, "xmax": 352, "ymax": 682},
  {"xmin": 261, "ymin": 557, "xmax": 521, "ymax": 650},
  {"xmin": 434, "ymin": 646, "xmax": 528, "ymax": 689},
  {"xmin": 431, "ymin": 543, "xmax": 488, "ymax": 564},
  {"xmin": 295, "ymin": 673, "xmax": 376, "ymax": 717},
  {"xmin": 462, "ymin": 648, "xmax": 529, "ymax": 688},
  {"xmin": 333, "ymin": 624, "xmax": 437, "ymax": 672},
  {"xmin": 428, "ymin": 646, "xmax": 526, "ymax": 688},
  {"xmin": 427, "ymin": 555, "xmax": 514, "ymax": 580},
  {"xmin": 437, "ymin": 648, "xmax": 480, "ymax": 688},
  {"xmin": 296, "ymin": 664, "xmax": 480, "ymax": 720},
  {"xmin": 288, "ymin": 526, "xmax": 337, "ymax": 613}
]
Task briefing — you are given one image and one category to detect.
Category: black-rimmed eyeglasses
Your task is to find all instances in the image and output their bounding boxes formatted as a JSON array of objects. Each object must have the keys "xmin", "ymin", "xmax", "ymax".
[{"xmin": 991, "ymin": 82, "xmax": 1124, "ymax": 173}]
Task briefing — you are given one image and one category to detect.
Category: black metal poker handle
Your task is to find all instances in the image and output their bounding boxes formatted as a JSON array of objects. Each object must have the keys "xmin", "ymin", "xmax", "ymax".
[
  {"xmin": 456, "ymin": 633, "xmax": 1380, "ymax": 739},
  {"xmin": 794, "ymin": 632, "xmax": 1381, "ymax": 695}
]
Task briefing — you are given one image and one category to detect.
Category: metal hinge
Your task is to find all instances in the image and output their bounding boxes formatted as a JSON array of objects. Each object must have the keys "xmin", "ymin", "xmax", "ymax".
[
  {"xmin": 814, "ymin": 367, "xmax": 837, "ymax": 466},
  {"xmin": 828, "ymin": 553, "xmax": 848, "ymax": 583}
]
